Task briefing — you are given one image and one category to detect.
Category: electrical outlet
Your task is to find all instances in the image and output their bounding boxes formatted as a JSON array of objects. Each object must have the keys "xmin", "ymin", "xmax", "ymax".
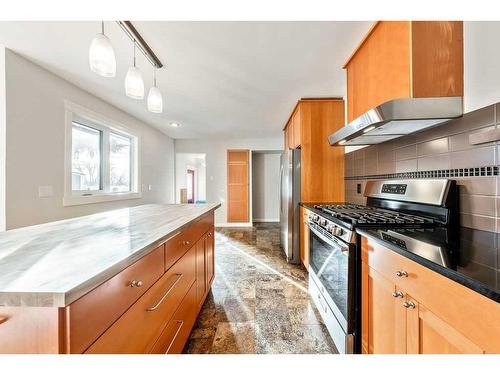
[{"xmin": 38, "ymin": 185, "xmax": 53, "ymax": 198}]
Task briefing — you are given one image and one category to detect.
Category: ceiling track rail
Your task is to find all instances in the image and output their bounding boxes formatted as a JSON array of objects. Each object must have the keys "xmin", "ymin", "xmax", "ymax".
[{"xmin": 116, "ymin": 21, "xmax": 164, "ymax": 69}]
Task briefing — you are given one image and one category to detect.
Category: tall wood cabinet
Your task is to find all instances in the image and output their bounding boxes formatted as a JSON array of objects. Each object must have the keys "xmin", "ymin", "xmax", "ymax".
[
  {"xmin": 344, "ymin": 21, "xmax": 463, "ymax": 122},
  {"xmin": 361, "ymin": 236, "xmax": 500, "ymax": 354},
  {"xmin": 283, "ymin": 99, "xmax": 345, "ymax": 269}
]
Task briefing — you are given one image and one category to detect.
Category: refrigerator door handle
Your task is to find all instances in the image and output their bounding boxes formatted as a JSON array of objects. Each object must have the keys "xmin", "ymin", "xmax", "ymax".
[{"xmin": 279, "ymin": 163, "xmax": 284, "ymax": 214}]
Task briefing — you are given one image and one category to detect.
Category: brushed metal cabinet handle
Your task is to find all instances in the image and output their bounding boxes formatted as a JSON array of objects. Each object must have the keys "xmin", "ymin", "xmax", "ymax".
[
  {"xmin": 146, "ymin": 273, "xmax": 183, "ymax": 312},
  {"xmin": 129, "ymin": 280, "xmax": 144, "ymax": 288},
  {"xmin": 392, "ymin": 291, "xmax": 404, "ymax": 298},
  {"xmin": 395, "ymin": 271, "xmax": 408, "ymax": 278},
  {"xmin": 403, "ymin": 301, "xmax": 416, "ymax": 309},
  {"xmin": 165, "ymin": 320, "xmax": 184, "ymax": 354}
]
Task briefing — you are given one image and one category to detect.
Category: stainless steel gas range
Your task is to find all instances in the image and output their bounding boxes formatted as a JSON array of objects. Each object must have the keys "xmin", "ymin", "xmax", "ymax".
[{"xmin": 304, "ymin": 179, "xmax": 458, "ymax": 354}]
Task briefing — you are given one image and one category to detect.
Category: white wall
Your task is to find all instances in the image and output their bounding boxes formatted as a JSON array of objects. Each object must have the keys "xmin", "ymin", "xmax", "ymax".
[
  {"xmin": 252, "ymin": 152, "xmax": 280, "ymax": 222},
  {"xmin": 464, "ymin": 22, "xmax": 500, "ymax": 112},
  {"xmin": 4, "ymin": 50, "xmax": 175, "ymax": 229},
  {"xmin": 175, "ymin": 137, "xmax": 283, "ymax": 225},
  {"xmin": 175, "ymin": 153, "xmax": 206, "ymax": 203},
  {"xmin": 0, "ymin": 47, "xmax": 5, "ymax": 231}
]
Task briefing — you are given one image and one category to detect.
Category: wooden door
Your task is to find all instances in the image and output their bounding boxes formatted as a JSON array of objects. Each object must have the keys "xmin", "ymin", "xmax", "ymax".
[
  {"xmin": 362, "ymin": 263, "xmax": 406, "ymax": 354},
  {"xmin": 227, "ymin": 149, "xmax": 249, "ymax": 223},
  {"xmin": 406, "ymin": 297, "xmax": 485, "ymax": 354}
]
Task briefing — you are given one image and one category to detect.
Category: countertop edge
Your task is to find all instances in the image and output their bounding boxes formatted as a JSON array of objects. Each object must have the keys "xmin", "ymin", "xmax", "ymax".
[
  {"xmin": 0, "ymin": 203, "xmax": 221, "ymax": 308},
  {"xmin": 356, "ymin": 228, "xmax": 500, "ymax": 303}
]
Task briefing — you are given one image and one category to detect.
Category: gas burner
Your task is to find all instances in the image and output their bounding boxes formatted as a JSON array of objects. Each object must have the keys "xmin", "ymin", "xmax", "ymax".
[
  {"xmin": 314, "ymin": 204, "xmax": 372, "ymax": 211},
  {"xmin": 312, "ymin": 204, "xmax": 434, "ymax": 227}
]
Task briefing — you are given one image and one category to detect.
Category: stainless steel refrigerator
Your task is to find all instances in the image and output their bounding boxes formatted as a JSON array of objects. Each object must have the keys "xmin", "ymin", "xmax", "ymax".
[{"xmin": 280, "ymin": 148, "xmax": 301, "ymax": 264}]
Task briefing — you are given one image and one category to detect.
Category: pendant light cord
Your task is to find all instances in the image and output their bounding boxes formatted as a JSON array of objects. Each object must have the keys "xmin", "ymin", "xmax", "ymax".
[
  {"xmin": 154, "ymin": 68, "xmax": 157, "ymax": 87},
  {"xmin": 101, "ymin": 21, "xmax": 104, "ymax": 35},
  {"xmin": 133, "ymin": 41, "xmax": 136, "ymax": 67}
]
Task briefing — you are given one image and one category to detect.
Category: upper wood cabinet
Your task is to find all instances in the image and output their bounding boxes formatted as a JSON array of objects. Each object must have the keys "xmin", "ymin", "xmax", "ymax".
[
  {"xmin": 283, "ymin": 110, "xmax": 300, "ymax": 149},
  {"xmin": 344, "ymin": 21, "xmax": 464, "ymax": 122}
]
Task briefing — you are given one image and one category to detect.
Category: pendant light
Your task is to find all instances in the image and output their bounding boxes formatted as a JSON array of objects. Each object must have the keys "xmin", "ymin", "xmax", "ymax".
[
  {"xmin": 125, "ymin": 41, "xmax": 145, "ymax": 99},
  {"xmin": 147, "ymin": 68, "xmax": 163, "ymax": 113},
  {"xmin": 89, "ymin": 21, "xmax": 116, "ymax": 77}
]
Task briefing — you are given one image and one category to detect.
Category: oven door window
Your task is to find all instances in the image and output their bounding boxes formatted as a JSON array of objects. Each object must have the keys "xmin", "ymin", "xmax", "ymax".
[{"xmin": 310, "ymin": 230, "xmax": 349, "ymax": 328}]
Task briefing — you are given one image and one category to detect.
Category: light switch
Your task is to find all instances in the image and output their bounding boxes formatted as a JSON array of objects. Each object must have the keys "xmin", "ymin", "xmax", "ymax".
[
  {"xmin": 38, "ymin": 185, "xmax": 53, "ymax": 198},
  {"xmin": 148, "ymin": 185, "xmax": 152, "ymax": 191}
]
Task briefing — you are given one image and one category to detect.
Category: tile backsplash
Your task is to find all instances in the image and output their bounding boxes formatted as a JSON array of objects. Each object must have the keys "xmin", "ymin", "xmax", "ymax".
[{"xmin": 345, "ymin": 103, "xmax": 500, "ymax": 233}]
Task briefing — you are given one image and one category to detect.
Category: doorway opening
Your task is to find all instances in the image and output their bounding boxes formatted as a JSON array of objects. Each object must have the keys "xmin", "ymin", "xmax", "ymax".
[
  {"xmin": 251, "ymin": 150, "xmax": 281, "ymax": 223},
  {"xmin": 175, "ymin": 153, "xmax": 206, "ymax": 204}
]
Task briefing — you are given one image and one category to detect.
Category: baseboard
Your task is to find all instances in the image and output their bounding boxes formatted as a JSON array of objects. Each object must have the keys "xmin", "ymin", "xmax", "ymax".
[
  {"xmin": 216, "ymin": 222, "xmax": 253, "ymax": 228},
  {"xmin": 252, "ymin": 218, "xmax": 279, "ymax": 223}
]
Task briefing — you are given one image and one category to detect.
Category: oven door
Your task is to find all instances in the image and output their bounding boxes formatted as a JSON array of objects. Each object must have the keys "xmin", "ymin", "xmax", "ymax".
[{"xmin": 307, "ymin": 222, "xmax": 355, "ymax": 335}]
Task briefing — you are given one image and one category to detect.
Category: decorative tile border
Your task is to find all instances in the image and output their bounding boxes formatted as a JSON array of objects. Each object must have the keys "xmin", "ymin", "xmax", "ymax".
[{"xmin": 345, "ymin": 166, "xmax": 499, "ymax": 180}]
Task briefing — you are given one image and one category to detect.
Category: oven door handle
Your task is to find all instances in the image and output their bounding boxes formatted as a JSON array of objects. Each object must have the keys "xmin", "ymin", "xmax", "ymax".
[{"xmin": 306, "ymin": 221, "xmax": 349, "ymax": 253}]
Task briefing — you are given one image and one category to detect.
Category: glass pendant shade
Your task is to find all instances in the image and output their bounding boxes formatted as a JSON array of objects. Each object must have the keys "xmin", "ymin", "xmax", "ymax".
[
  {"xmin": 125, "ymin": 66, "xmax": 145, "ymax": 99},
  {"xmin": 147, "ymin": 86, "xmax": 163, "ymax": 113},
  {"xmin": 89, "ymin": 33, "xmax": 116, "ymax": 77}
]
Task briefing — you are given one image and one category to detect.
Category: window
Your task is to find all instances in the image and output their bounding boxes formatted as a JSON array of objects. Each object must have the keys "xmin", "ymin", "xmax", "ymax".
[
  {"xmin": 64, "ymin": 101, "xmax": 140, "ymax": 206},
  {"xmin": 109, "ymin": 132, "xmax": 132, "ymax": 193},
  {"xmin": 72, "ymin": 123, "xmax": 102, "ymax": 192}
]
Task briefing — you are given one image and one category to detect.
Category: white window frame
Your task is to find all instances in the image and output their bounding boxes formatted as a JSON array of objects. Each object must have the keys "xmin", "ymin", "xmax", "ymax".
[{"xmin": 63, "ymin": 100, "xmax": 141, "ymax": 206}]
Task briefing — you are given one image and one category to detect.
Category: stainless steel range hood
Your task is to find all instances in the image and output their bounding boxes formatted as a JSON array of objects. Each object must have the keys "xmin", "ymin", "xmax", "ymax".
[{"xmin": 328, "ymin": 96, "xmax": 463, "ymax": 146}]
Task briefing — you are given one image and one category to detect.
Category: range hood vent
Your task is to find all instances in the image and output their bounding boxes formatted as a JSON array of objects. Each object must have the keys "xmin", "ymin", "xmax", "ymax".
[{"xmin": 328, "ymin": 97, "xmax": 463, "ymax": 146}]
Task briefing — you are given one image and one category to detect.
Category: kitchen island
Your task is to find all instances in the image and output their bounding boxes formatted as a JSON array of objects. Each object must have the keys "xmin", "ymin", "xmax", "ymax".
[{"xmin": 0, "ymin": 203, "xmax": 220, "ymax": 353}]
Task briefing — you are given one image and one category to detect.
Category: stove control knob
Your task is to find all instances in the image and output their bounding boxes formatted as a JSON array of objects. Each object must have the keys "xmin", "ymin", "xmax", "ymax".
[{"xmin": 330, "ymin": 227, "xmax": 344, "ymax": 236}]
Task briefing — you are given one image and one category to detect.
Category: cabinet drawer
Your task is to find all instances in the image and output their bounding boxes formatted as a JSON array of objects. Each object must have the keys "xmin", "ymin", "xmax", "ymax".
[
  {"xmin": 165, "ymin": 212, "xmax": 214, "ymax": 271},
  {"xmin": 150, "ymin": 281, "xmax": 198, "ymax": 354},
  {"xmin": 68, "ymin": 244, "xmax": 165, "ymax": 353},
  {"xmin": 85, "ymin": 246, "xmax": 196, "ymax": 354}
]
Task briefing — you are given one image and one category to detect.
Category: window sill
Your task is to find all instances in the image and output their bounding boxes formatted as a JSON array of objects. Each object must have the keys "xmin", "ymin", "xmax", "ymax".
[{"xmin": 62, "ymin": 192, "xmax": 142, "ymax": 207}]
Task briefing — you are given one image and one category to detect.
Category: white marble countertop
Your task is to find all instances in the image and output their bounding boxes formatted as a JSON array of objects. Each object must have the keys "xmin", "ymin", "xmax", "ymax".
[{"xmin": 0, "ymin": 203, "xmax": 220, "ymax": 307}]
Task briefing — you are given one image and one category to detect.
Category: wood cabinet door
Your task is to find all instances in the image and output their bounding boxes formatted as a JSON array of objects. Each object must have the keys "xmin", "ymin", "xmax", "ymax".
[
  {"xmin": 406, "ymin": 297, "xmax": 485, "ymax": 354},
  {"xmin": 287, "ymin": 122, "xmax": 294, "ymax": 149},
  {"xmin": 292, "ymin": 109, "xmax": 301, "ymax": 148},
  {"xmin": 227, "ymin": 150, "xmax": 249, "ymax": 223},
  {"xmin": 345, "ymin": 21, "xmax": 411, "ymax": 122},
  {"xmin": 195, "ymin": 237, "xmax": 207, "ymax": 307},
  {"xmin": 205, "ymin": 230, "xmax": 215, "ymax": 288},
  {"xmin": 362, "ymin": 263, "xmax": 406, "ymax": 354},
  {"xmin": 300, "ymin": 207, "xmax": 310, "ymax": 270}
]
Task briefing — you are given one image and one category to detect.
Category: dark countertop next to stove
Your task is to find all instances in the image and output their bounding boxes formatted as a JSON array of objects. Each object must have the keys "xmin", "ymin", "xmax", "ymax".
[{"xmin": 357, "ymin": 227, "xmax": 500, "ymax": 303}]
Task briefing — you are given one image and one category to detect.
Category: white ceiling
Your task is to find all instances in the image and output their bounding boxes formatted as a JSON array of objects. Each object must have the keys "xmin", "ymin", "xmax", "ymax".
[{"xmin": 0, "ymin": 21, "xmax": 372, "ymax": 139}]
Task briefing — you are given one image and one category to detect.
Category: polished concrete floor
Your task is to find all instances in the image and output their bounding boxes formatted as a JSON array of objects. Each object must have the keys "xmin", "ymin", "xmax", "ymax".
[{"xmin": 183, "ymin": 223, "xmax": 337, "ymax": 354}]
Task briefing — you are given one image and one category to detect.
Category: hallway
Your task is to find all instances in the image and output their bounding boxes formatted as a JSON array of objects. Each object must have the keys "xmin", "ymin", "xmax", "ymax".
[{"xmin": 184, "ymin": 223, "xmax": 337, "ymax": 354}]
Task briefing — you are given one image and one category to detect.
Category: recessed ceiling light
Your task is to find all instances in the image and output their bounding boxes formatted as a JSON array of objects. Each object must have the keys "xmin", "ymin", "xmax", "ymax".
[{"xmin": 170, "ymin": 122, "xmax": 180, "ymax": 127}]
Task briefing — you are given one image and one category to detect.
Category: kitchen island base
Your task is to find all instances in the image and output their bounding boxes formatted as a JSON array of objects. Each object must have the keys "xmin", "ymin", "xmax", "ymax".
[{"xmin": 0, "ymin": 205, "xmax": 218, "ymax": 354}]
